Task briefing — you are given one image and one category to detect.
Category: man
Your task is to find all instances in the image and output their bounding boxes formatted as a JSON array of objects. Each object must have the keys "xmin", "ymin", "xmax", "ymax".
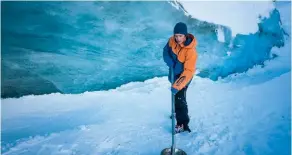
[{"xmin": 163, "ymin": 22, "xmax": 198, "ymax": 133}]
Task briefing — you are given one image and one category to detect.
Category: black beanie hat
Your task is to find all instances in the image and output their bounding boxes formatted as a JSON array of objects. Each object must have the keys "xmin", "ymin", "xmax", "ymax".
[{"xmin": 173, "ymin": 22, "xmax": 188, "ymax": 35}]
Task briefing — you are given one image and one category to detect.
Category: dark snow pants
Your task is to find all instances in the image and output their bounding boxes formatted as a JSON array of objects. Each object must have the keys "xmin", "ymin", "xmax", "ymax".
[{"xmin": 175, "ymin": 86, "xmax": 190, "ymax": 126}]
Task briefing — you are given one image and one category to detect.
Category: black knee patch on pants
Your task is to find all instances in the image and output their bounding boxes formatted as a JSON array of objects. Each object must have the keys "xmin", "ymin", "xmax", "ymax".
[{"xmin": 175, "ymin": 87, "xmax": 189, "ymax": 126}]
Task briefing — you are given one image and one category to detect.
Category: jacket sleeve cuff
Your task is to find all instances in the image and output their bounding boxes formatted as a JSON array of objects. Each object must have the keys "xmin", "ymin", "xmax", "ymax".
[{"xmin": 171, "ymin": 87, "xmax": 179, "ymax": 95}]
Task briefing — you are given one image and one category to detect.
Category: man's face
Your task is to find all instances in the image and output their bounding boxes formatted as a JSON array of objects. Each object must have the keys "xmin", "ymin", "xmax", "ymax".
[{"xmin": 174, "ymin": 34, "xmax": 186, "ymax": 44}]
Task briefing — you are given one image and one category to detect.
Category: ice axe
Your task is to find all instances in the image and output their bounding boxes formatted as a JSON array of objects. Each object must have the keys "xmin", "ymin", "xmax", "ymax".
[{"xmin": 161, "ymin": 68, "xmax": 187, "ymax": 155}]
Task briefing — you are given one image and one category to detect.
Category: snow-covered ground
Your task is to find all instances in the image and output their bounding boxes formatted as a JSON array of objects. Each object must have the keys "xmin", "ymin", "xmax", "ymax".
[{"xmin": 2, "ymin": 69, "xmax": 290, "ymax": 155}]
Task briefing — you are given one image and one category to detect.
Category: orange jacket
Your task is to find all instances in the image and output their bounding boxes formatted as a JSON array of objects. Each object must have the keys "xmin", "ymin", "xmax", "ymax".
[{"xmin": 163, "ymin": 34, "xmax": 198, "ymax": 91}]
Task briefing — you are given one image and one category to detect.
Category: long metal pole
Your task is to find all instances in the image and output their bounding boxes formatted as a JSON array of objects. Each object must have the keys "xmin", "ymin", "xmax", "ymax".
[{"xmin": 170, "ymin": 69, "xmax": 176, "ymax": 155}]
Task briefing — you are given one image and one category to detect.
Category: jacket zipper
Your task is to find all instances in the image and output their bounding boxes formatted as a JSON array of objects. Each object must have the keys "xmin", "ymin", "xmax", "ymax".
[{"xmin": 178, "ymin": 47, "xmax": 182, "ymax": 55}]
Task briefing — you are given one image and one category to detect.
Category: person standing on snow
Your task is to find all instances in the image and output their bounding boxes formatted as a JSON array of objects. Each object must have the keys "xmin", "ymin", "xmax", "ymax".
[{"xmin": 163, "ymin": 22, "xmax": 198, "ymax": 133}]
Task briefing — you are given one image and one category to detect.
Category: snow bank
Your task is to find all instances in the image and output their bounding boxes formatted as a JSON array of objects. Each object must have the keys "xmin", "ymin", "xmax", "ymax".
[{"xmin": 176, "ymin": 1, "xmax": 275, "ymax": 37}]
